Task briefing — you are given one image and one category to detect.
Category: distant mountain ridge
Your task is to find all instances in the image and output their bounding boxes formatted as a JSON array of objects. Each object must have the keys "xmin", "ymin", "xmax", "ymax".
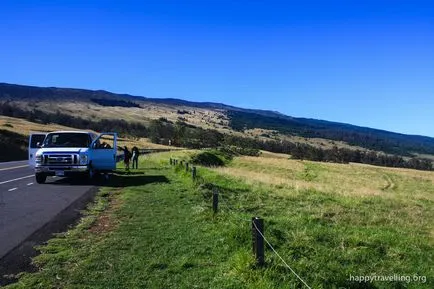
[
  {"xmin": 1, "ymin": 82, "xmax": 434, "ymax": 157},
  {"xmin": 0, "ymin": 82, "xmax": 289, "ymax": 118}
]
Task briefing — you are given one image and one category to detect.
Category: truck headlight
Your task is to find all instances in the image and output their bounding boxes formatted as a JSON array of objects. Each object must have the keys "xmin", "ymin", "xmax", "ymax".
[
  {"xmin": 79, "ymin": 154, "xmax": 88, "ymax": 165},
  {"xmin": 35, "ymin": 154, "xmax": 42, "ymax": 163}
]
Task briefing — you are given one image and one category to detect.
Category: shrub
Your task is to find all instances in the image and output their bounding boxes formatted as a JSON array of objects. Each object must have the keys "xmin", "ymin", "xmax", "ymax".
[
  {"xmin": 219, "ymin": 145, "xmax": 260, "ymax": 157},
  {"xmin": 190, "ymin": 151, "xmax": 226, "ymax": 167}
]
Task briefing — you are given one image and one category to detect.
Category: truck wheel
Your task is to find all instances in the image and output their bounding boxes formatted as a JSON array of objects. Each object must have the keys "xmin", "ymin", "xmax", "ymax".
[
  {"xmin": 35, "ymin": 173, "xmax": 47, "ymax": 184},
  {"xmin": 87, "ymin": 169, "xmax": 101, "ymax": 183},
  {"xmin": 103, "ymin": 173, "xmax": 110, "ymax": 182},
  {"xmin": 89, "ymin": 168, "xmax": 97, "ymax": 179}
]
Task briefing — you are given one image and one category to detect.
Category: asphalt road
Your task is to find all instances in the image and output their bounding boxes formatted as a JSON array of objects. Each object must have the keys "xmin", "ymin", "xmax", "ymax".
[{"xmin": 0, "ymin": 160, "xmax": 95, "ymax": 260}]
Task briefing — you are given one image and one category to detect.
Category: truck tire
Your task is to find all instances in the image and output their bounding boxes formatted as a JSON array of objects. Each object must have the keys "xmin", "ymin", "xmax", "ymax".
[
  {"xmin": 88, "ymin": 168, "xmax": 95, "ymax": 179},
  {"xmin": 86, "ymin": 168, "xmax": 100, "ymax": 184},
  {"xmin": 35, "ymin": 173, "xmax": 47, "ymax": 184}
]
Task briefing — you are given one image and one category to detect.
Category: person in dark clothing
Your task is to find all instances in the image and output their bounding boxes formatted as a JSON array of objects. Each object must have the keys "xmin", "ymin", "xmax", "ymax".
[
  {"xmin": 132, "ymin": 146, "xmax": 139, "ymax": 169},
  {"xmin": 118, "ymin": 146, "xmax": 132, "ymax": 171}
]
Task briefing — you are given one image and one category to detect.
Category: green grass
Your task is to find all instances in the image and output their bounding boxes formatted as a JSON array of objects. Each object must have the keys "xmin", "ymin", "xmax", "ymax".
[
  {"xmin": 6, "ymin": 152, "xmax": 433, "ymax": 288},
  {"xmin": 297, "ymin": 162, "xmax": 322, "ymax": 181}
]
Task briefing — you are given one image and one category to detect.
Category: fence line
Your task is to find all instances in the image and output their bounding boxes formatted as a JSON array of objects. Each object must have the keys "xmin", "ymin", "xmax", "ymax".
[
  {"xmin": 220, "ymin": 191, "xmax": 312, "ymax": 288},
  {"xmin": 218, "ymin": 192, "xmax": 251, "ymax": 223},
  {"xmin": 170, "ymin": 158, "xmax": 312, "ymax": 288},
  {"xmin": 117, "ymin": 148, "xmax": 179, "ymax": 162}
]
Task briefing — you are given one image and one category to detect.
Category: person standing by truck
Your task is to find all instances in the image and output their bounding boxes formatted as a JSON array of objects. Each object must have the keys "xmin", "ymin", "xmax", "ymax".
[
  {"xmin": 118, "ymin": 146, "xmax": 132, "ymax": 172},
  {"xmin": 132, "ymin": 146, "xmax": 139, "ymax": 169}
]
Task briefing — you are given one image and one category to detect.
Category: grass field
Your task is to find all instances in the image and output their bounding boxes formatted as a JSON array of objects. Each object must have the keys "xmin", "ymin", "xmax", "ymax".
[{"xmin": 5, "ymin": 151, "xmax": 433, "ymax": 288}]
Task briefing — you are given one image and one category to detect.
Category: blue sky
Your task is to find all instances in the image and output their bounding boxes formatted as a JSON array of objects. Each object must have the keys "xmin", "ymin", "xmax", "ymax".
[{"xmin": 1, "ymin": 0, "xmax": 433, "ymax": 136}]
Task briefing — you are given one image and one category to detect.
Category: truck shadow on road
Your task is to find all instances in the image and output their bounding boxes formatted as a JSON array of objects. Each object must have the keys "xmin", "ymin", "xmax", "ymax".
[{"xmin": 45, "ymin": 172, "xmax": 169, "ymax": 187}]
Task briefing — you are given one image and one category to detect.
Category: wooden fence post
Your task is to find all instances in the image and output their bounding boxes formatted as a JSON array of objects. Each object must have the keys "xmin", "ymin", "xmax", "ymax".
[
  {"xmin": 252, "ymin": 217, "xmax": 265, "ymax": 266},
  {"xmin": 212, "ymin": 187, "xmax": 219, "ymax": 213},
  {"xmin": 192, "ymin": 166, "xmax": 197, "ymax": 180}
]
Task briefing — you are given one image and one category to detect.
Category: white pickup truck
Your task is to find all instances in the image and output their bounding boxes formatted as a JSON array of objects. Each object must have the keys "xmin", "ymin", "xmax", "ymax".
[{"xmin": 28, "ymin": 131, "xmax": 117, "ymax": 184}]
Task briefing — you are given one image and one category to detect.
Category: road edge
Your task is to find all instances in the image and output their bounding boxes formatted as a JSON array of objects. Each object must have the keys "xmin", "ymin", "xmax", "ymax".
[{"xmin": 0, "ymin": 186, "xmax": 100, "ymax": 286}]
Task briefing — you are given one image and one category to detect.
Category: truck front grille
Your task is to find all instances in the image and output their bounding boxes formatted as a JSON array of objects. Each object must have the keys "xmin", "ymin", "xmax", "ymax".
[{"xmin": 43, "ymin": 154, "xmax": 78, "ymax": 165}]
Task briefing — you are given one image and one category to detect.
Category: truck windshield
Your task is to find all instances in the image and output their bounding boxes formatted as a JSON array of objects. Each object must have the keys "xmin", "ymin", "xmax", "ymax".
[{"xmin": 42, "ymin": 133, "xmax": 91, "ymax": 148}]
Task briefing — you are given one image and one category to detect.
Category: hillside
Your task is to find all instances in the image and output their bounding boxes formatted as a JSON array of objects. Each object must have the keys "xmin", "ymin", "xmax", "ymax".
[
  {"xmin": 1, "ymin": 82, "xmax": 434, "ymax": 165},
  {"xmin": 0, "ymin": 115, "xmax": 171, "ymax": 162},
  {"xmin": 228, "ymin": 110, "xmax": 434, "ymax": 156}
]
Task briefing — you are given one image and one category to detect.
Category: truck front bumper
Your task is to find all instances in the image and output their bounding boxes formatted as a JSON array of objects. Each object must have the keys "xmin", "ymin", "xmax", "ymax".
[{"xmin": 35, "ymin": 165, "xmax": 89, "ymax": 176}]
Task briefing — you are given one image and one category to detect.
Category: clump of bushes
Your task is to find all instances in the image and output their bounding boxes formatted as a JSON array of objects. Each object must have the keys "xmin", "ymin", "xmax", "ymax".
[
  {"xmin": 219, "ymin": 145, "xmax": 260, "ymax": 157},
  {"xmin": 190, "ymin": 146, "xmax": 261, "ymax": 167},
  {"xmin": 190, "ymin": 150, "xmax": 227, "ymax": 167}
]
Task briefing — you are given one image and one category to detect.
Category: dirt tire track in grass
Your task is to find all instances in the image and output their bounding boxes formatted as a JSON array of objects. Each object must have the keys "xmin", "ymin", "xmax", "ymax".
[
  {"xmin": 88, "ymin": 189, "xmax": 123, "ymax": 235},
  {"xmin": 382, "ymin": 174, "xmax": 396, "ymax": 190}
]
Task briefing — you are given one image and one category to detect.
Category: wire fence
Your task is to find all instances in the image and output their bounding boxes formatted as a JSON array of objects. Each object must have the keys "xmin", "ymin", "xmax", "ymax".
[
  {"xmin": 218, "ymin": 192, "xmax": 251, "ymax": 223},
  {"xmin": 170, "ymin": 158, "xmax": 312, "ymax": 289},
  {"xmin": 252, "ymin": 219, "xmax": 312, "ymax": 289},
  {"xmin": 117, "ymin": 148, "xmax": 179, "ymax": 162}
]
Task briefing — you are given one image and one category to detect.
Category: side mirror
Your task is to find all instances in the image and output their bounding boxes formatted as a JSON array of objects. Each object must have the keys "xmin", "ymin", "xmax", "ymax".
[
  {"xmin": 92, "ymin": 143, "xmax": 97, "ymax": 149},
  {"xmin": 36, "ymin": 142, "xmax": 42, "ymax": 148}
]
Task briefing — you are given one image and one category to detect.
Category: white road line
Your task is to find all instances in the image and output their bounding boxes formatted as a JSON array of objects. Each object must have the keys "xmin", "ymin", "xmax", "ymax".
[
  {"xmin": 0, "ymin": 160, "xmax": 27, "ymax": 165},
  {"xmin": 27, "ymin": 182, "xmax": 34, "ymax": 186},
  {"xmin": 8, "ymin": 188, "xmax": 17, "ymax": 192},
  {"xmin": 0, "ymin": 165, "xmax": 29, "ymax": 172},
  {"xmin": 0, "ymin": 175, "xmax": 34, "ymax": 185}
]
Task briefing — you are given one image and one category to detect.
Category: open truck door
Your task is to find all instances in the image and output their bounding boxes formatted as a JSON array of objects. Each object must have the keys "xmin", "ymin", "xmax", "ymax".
[
  {"xmin": 28, "ymin": 132, "xmax": 47, "ymax": 168},
  {"xmin": 89, "ymin": 133, "xmax": 117, "ymax": 171}
]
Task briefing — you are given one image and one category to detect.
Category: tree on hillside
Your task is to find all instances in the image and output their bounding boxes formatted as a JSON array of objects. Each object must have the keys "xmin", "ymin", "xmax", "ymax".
[{"xmin": 173, "ymin": 121, "xmax": 187, "ymax": 146}]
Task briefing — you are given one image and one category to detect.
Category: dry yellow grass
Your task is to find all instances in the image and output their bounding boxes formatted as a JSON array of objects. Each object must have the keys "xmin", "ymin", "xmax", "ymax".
[
  {"xmin": 1, "ymin": 115, "xmax": 75, "ymax": 133},
  {"xmin": 11, "ymin": 100, "xmax": 230, "ymax": 131},
  {"xmin": 243, "ymin": 128, "xmax": 369, "ymax": 151},
  {"xmin": 7, "ymin": 99, "xmax": 377, "ymax": 151},
  {"xmin": 212, "ymin": 151, "xmax": 434, "ymax": 201},
  {"xmin": 117, "ymin": 137, "xmax": 173, "ymax": 149},
  {"xmin": 259, "ymin": 150, "xmax": 291, "ymax": 159},
  {"xmin": 0, "ymin": 115, "xmax": 172, "ymax": 150},
  {"xmin": 210, "ymin": 153, "xmax": 434, "ymax": 247}
]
